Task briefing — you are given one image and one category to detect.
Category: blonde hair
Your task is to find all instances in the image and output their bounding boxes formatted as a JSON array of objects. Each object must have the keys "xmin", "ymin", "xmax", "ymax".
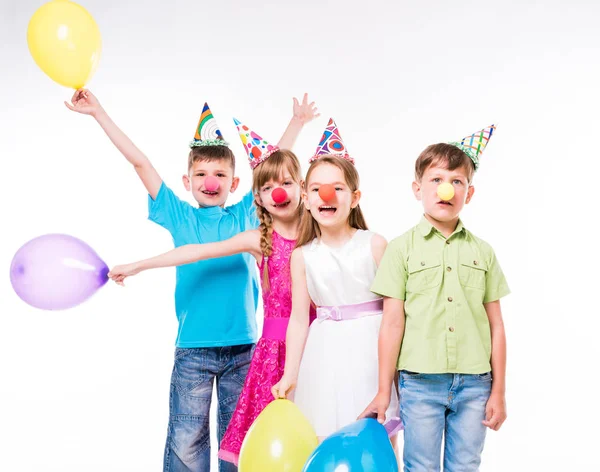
[
  {"xmin": 295, "ymin": 155, "xmax": 368, "ymax": 248},
  {"xmin": 252, "ymin": 149, "xmax": 303, "ymax": 291}
]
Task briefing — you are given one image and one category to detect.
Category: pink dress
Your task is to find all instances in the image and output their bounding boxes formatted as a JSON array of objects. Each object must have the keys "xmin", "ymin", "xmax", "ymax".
[{"xmin": 219, "ymin": 231, "xmax": 313, "ymax": 465}]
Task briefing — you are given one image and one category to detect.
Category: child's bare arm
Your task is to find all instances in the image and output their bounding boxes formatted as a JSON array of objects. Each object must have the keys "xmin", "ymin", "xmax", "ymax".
[
  {"xmin": 483, "ymin": 300, "xmax": 507, "ymax": 431},
  {"xmin": 271, "ymin": 248, "xmax": 312, "ymax": 398},
  {"xmin": 358, "ymin": 297, "xmax": 405, "ymax": 423},
  {"xmin": 277, "ymin": 93, "xmax": 320, "ymax": 150},
  {"xmin": 65, "ymin": 89, "xmax": 162, "ymax": 199},
  {"xmin": 108, "ymin": 230, "xmax": 261, "ymax": 285}
]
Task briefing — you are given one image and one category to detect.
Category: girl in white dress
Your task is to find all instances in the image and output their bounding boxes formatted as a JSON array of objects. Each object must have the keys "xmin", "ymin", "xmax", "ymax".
[{"xmin": 272, "ymin": 119, "xmax": 399, "ymax": 445}]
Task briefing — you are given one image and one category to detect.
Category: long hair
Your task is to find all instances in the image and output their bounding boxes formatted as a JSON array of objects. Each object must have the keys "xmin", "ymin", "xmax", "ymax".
[
  {"xmin": 295, "ymin": 155, "xmax": 368, "ymax": 249},
  {"xmin": 252, "ymin": 149, "xmax": 303, "ymax": 291}
]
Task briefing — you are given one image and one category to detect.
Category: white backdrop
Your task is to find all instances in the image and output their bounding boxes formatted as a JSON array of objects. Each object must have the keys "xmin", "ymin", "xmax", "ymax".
[{"xmin": 1, "ymin": 0, "xmax": 598, "ymax": 470}]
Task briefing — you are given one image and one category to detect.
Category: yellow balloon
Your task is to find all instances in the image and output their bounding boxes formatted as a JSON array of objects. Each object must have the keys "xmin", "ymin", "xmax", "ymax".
[
  {"xmin": 239, "ymin": 399, "xmax": 318, "ymax": 472},
  {"xmin": 437, "ymin": 182, "xmax": 455, "ymax": 201},
  {"xmin": 27, "ymin": 0, "xmax": 102, "ymax": 89}
]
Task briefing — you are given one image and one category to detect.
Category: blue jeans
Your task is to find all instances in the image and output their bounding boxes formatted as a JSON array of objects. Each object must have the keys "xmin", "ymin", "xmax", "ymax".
[
  {"xmin": 163, "ymin": 344, "xmax": 254, "ymax": 472},
  {"xmin": 399, "ymin": 371, "xmax": 492, "ymax": 472}
]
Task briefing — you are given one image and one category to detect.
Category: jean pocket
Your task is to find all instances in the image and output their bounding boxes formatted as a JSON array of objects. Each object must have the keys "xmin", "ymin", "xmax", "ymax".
[
  {"xmin": 475, "ymin": 371, "xmax": 493, "ymax": 382},
  {"xmin": 400, "ymin": 370, "xmax": 422, "ymax": 380},
  {"xmin": 173, "ymin": 349, "xmax": 211, "ymax": 397}
]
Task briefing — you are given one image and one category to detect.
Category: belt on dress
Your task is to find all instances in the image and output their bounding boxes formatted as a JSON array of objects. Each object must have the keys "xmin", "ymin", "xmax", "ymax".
[{"xmin": 316, "ymin": 298, "xmax": 383, "ymax": 322}]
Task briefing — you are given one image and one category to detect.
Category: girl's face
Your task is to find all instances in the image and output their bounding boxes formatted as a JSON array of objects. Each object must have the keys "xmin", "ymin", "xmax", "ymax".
[
  {"xmin": 303, "ymin": 163, "xmax": 360, "ymax": 230},
  {"xmin": 256, "ymin": 169, "xmax": 302, "ymax": 222}
]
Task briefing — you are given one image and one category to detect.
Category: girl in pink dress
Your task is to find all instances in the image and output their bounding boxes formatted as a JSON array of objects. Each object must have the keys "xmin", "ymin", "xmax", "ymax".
[{"xmin": 109, "ymin": 123, "xmax": 316, "ymax": 465}]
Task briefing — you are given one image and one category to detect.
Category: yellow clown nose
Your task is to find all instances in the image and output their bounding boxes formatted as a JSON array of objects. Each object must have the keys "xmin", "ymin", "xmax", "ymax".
[{"xmin": 437, "ymin": 183, "xmax": 455, "ymax": 201}]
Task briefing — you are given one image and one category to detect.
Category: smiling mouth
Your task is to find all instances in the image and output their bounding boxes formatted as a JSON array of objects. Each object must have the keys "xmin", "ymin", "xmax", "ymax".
[
  {"xmin": 437, "ymin": 201, "xmax": 452, "ymax": 206},
  {"xmin": 319, "ymin": 205, "xmax": 337, "ymax": 214},
  {"xmin": 202, "ymin": 191, "xmax": 219, "ymax": 196},
  {"xmin": 274, "ymin": 201, "xmax": 290, "ymax": 208}
]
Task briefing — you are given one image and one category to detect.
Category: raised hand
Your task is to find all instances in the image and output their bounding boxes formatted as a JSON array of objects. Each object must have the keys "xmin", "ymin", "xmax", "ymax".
[{"xmin": 292, "ymin": 93, "xmax": 320, "ymax": 124}]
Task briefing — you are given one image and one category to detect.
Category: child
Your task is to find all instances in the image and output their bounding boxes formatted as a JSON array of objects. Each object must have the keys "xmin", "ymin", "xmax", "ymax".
[
  {"xmin": 108, "ymin": 122, "xmax": 315, "ymax": 465},
  {"xmin": 361, "ymin": 125, "xmax": 510, "ymax": 471},
  {"xmin": 271, "ymin": 119, "xmax": 400, "ymax": 444},
  {"xmin": 66, "ymin": 91, "xmax": 318, "ymax": 472}
]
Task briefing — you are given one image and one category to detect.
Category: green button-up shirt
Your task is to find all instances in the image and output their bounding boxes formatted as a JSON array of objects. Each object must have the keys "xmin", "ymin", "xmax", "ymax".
[{"xmin": 371, "ymin": 217, "xmax": 510, "ymax": 374}]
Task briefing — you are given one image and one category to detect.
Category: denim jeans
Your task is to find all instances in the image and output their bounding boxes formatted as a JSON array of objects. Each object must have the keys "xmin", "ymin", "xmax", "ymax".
[
  {"xmin": 163, "ymin": 344, "xmax": 254, "ymax": 472},
  {"xmin": 399, "ymin": 371, "xmax": 492, "ymax": 472}
]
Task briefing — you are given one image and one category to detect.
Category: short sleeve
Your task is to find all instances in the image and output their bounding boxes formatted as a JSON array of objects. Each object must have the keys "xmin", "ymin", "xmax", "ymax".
[
  {"xmin": 371, "ymin": 237, "xmax": 408, "ymax": 300},
  {"xmin": 228, "ymin": 189, "xmax": 259, "ymax": 230},
  {"xmin": 148, "ymin": 182, "xmax": 192, "ymax": 234},
  {"xmin": 484, "ymin": 246, "xmax": 510, "ymax": 303}
]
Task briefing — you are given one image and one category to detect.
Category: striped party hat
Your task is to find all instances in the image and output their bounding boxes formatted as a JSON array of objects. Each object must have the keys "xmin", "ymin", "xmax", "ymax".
[
  {"xmin": 449, "ymin": 124, "xmax": 496, "ymax": 170},
  {"xmin": 233, "ymin": 118, "xmax": 279, "ymax": 169},
  {"xmin": 310, "ymin": 118, "xmax": 354, "ymax": 164},
  {"xmin": 189, "ymin": 102, "xmax": 228, "ymax": 147}
]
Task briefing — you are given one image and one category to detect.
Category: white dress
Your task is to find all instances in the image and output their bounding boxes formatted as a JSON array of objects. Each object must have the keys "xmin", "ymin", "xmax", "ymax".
[{"xmin": 293, "ymin": 229, "xmax": 399, "ymax": 437}]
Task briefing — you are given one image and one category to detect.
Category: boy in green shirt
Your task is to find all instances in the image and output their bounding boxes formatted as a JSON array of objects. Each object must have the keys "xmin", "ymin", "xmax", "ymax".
[{"xmin": 361, "ymin": 125, "xmax": 509, "ymax": 471}]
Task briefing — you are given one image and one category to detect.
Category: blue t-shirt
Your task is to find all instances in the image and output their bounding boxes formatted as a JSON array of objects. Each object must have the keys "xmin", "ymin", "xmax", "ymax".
[{"xmin": 149, "ymin": 182, "xmax": 260, "ymax": 347}]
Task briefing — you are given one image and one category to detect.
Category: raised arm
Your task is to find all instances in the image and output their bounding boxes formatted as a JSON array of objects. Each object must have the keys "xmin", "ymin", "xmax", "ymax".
[
  {"xmin": 65, "ymin": 89, "xmax": 162, "ymax": 199},
  {"xmin": 108, "ymin": 230, "xmax": 261, "ymax": 285},
  {"xmin": 271, "ymin": 248, "xmax": 312, "ymax": 398},
  {"xmin": 277, "ymin": 93, "xmax": 320, "ymax": 150}
]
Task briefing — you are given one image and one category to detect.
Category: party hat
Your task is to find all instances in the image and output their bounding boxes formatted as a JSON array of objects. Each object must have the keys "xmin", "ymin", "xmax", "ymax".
[
  {"xmin": 310, "ymin": 118, "xmax": 354, "ymax": 164},
  {"xmin": 449, "ymin": 124, "xmax": 496, "ymax": 170},
  {"xmin": 233, "ymin": 118, "xmax": 280, "ymax": 169},
  {"xmin": 189, "ymin": 102, "xmax": 228, "ymax": 147}
]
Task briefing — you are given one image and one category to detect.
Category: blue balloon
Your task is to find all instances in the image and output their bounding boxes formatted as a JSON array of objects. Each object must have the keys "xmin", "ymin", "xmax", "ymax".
[{"xmin": 302, "ymin": 419, "xmax": 398, "ymax": 472}]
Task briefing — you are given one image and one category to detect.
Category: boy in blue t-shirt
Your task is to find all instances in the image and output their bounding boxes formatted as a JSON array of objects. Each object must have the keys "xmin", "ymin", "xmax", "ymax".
[{"xmin": 66, "ymin": 90, "xmax": 318, "ymax": 471}]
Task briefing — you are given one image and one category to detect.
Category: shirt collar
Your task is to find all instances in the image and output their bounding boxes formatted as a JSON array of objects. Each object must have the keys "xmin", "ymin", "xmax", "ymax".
[{"xmin": 417, "ymin": 215, "xmax": 466, "ymax": 238}]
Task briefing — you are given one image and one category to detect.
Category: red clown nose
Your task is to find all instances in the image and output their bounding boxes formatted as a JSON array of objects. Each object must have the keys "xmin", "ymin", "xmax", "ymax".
[
  {"xmin": 204, "ymin": 176, "xmax": 220, "ymax": 192},
  {"xmin": 318, "ymin": 184, "xmax": 336, "ymax": 202},
  {"xmin": 272, "ymin": 187, "xmax": 288, "ymax": 204}
]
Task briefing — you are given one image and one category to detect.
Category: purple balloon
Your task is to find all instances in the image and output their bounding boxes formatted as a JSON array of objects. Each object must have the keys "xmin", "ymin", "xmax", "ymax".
[{"xmin": 10, "ymin": 234, "xmax": 109, "ymax": 311}]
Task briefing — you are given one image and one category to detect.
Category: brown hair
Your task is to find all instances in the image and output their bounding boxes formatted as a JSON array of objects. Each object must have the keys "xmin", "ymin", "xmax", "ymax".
[
  {"xmin": 252, "ymin": 149, "xmax": 303, "ymax": 291},
  {"xmin": 188, "ymin": 144, "xmax": 236, "ymax": 174},
  {"xmin": 414, "ymin": 143, "xmax": 475, "ymax": 183},
  {"xmin": 295, "ymin": 155, "xmax": 368, "ymax": 249}
]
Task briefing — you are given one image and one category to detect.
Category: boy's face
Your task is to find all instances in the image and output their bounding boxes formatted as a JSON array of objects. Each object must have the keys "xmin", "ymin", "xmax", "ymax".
[
  {"xmin": 183, "ymin": 158, "xmax": 239, "ymax": 208},
  {"xmin": 412, "ymin": 164, "xmax": 474, "ymax": 224}
]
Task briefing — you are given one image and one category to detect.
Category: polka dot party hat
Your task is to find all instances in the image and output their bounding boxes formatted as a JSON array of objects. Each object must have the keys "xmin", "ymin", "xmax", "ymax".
[{"xmin": 233, "ymin": 118, "xmax": 280, "ymax": 169}]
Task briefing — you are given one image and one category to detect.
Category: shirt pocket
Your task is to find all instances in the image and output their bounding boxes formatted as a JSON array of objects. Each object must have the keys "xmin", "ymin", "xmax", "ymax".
[
  {"xmin": 459, "ymin": 258, "xmax": 487, "ymax": 290},
  {"xmin": 407, "ymin": 257, "xmax": 442, "ymax": 293}
]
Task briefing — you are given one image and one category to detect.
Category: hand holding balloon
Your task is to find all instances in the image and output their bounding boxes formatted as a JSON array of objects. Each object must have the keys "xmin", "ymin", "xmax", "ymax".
[
  {"xmin": 271, "ymin": 375, "xmax": 296, "ymax": 399},
  {"xmin": 358, "ymin": 391, "xmax": 391, "ymax": 424},
  {"xmin": 64, "ymin": 88, "xmax": 103, "ymax": 116},
  {"xmin": 108, "ymin": 263, "xmax": 143, "ymax": 286}
]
